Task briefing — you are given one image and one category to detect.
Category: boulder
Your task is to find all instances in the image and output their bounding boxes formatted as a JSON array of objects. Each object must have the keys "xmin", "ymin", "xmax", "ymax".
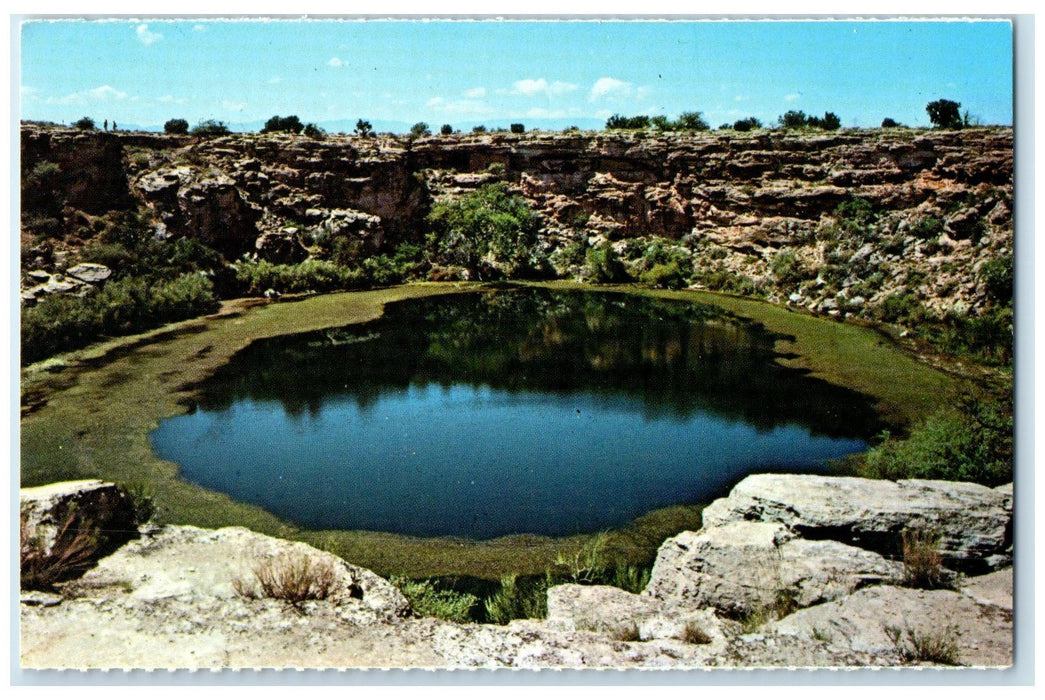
[
  {"xmin": 701, "ymin": 474, "xmax": 1012, "ymax": 573},
  {"xmin": 20, "ymin": 480, "xmax": 141, "ymax": 583},
  {"xmin": 767, "ymin": 584, "xmax": 1013, "ymax": 667},
  {"xmin": 644, "ymin": 521, "xmax": 901, "ymax": 618},
  {"xmin": 255, "ymin": 229, "xmax": 309, "ymax": 264}
]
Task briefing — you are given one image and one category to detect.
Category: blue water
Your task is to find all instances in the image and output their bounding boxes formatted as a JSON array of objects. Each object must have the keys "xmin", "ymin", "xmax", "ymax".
[{"xmin": 151, "ymin": 290, "xmax": 877, "ymax": 539}]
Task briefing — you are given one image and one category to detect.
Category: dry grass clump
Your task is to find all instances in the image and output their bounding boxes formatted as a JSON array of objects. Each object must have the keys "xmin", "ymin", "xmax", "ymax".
[
  {"xmin": 233, "ymin": 551, "xmax": 338, "ymax": 607},
  {"xmin": 901, "ymin": 528, "xmax": 946, "ymax": 589},
  {"xmin": 20, "ymin": 508, "xmax": 101, "ymax": 591},
  {"xmin": 682, "ymin": 620, "xmax": 713, "ymax": 645},
  {"xmin": 886, "ymin": 623, "xmax": 963, "ymax": 666}
]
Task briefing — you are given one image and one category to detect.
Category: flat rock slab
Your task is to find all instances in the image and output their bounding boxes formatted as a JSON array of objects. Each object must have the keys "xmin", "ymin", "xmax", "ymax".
[
  {"xmin": 767, "ymin": 584, "xmax": 1013, "ymax": 668},
  {"xmin": 645, "ymin": 521, "xmax": 902, "ymax": 617},
  {"xmin": 701, "ymin": 475, "xmax": 1012, "ymax": 573},
  {"xmin": 65, "ymin": 262, "xmax": 112, "ymax": 283}
]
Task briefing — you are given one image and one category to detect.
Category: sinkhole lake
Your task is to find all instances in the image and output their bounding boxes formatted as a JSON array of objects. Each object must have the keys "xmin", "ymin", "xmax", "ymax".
[{"xmin": 151, "ymin": 289, "xmax": 882, "ymax": 539}]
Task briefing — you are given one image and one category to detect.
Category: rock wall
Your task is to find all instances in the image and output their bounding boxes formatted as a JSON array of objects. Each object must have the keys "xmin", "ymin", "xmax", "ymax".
[{"xmin": 20, "ymin": 123, "xmax": 1013, "ymax": 320}]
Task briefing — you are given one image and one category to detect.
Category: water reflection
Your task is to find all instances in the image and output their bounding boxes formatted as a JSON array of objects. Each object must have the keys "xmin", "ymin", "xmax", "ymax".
[{"xmin": 152, "ymin": 289, "xmax": 882, "ymax": 538}]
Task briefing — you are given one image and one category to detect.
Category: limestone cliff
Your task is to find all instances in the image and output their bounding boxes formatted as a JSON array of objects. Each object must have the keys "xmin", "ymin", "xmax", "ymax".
[{"xmin": 20, "ymin": 123, "xmax": 1013, "ymax": 324}]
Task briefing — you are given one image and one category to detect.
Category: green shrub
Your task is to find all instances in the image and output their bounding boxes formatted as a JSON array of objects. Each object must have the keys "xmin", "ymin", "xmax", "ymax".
[
  {"xmin": 394, "ymin": 578, "xmax": 480, "ymax": 623},
  {"xmin": 262, "ymin": 115, "xmax": 304, "ymax": 134},
  {"xmin": 859, "ymin": 397, "xmax": 1012, "ymax": 486},
  {"xmin": 21, "ymin": 273, "xmax": 218, "ymax": 364},
  {"xmin": 605, "ymin": 114, "xmax": 651, "ymax": 130},
  {"xmin": 426, "ymin": 182, "xmax": 542, "ymax": 279},
  {"xmin": 733, "ymin": 117, "xmax": 762, "ymax": 132},
  {"xmin": 73, "ymin": 116, "xmax": 96, "ymax": 130},
  {"xmin": 875, "ymin": 291, "xmax": 922, "ymax": 323},
  {"xmin": 585, "ymin": 243, "xmax": 630, "ymax": 283},
  {"xmin": 235, "ymin": 259, "xmax": 364, "ymax": 295},
  {"xmin": 978, "ymin": 255, "xmax": 1013, "ymax": 304},
  {"xmin": 191, "ymin": 119, "xmax": 230, "ymax": 137},
  {"xmin": 908, "ymin": 216, "xmax": 944, "ymax": 241},
  {"xmin": 770, "ymin": 250, "xmax": 808, "ymax": 284},
  {"xmin": 409, "ymin": 122, "xmax": 430, "ymax": 137},
  {"xmin": 440, "ymin": 124, "xmax": 454, "ymax": 135},
  {"xmin": 926, "ymin": 99, "xmax": 964, "ymax": 130},
  {"xmin": 163, "ymin": 118, "xmax": 189, "ymax": 134},
  {"xmin": 303, "ymin": 123, "xmax": 325, "ymax": 139},
  {"xmin": 509, "ymin": 123, "xmax": 525, "ymax": 134},
  {"xmin": 640, "ymin": 261, "xmax": 687, "ymax": 289},
  {"xmin": 483, "ymin": 574, "xmax": 549, "ymax": 624}
]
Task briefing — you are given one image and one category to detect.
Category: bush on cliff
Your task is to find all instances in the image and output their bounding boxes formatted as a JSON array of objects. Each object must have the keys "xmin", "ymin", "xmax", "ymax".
[
  {"xmin": 164, "ymin": 118, "xmax": 189, "ymax": 134},
  {"xmin": 426, "ymin": 182, "xmax": 545, "ymax": 280},
  {"xmin": 585, "ymin": 242, "xmax": 631, "ymax": 283}
]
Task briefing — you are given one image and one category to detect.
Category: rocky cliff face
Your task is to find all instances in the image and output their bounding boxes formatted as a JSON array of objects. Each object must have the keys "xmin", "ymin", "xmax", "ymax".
[{"xmin": 20, "ymin": 123, "xmax": 1013, "ymax": 323}]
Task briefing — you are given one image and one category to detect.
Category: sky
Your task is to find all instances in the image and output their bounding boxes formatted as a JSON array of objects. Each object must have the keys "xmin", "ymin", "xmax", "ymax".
[{"xmin": 17, "ymin": 18, "xmax": 1015, "ymax": 132}]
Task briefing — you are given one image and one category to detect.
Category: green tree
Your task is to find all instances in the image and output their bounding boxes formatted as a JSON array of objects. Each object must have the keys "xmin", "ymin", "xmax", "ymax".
[
  {"xmin": 675, "ymin": 111, "xmax": 710, "ymax": 131},
  {"xmin": 262, "ymin": 115, "xmax": 304, "ymax": 134},
  {"xmin": 303, "ymin": 123, "xmax": 325, "ymax": 138},
  {"xmin": 426, "ymin": 182, "xmax": 542, "ymax": 280},
  {"xmin": 926, "ymin": 99, "xmax": 963, "ymax": 129},
  {"xmin": 650, "ymin": 115, "xmax": 672, "ymax": 131},
  {"xmin": 510, "ymin": 123, "xmax": 525, "ymax": 134},
  {"xmin": 163, "ymin": 118, "xmax": 189, "ymax": 134},
  {"xmin": 440, "ymin": 124, "xmax": 454, "ymax": 135},
  {"xmin": 73, "ymin": 116, "xmax": 96, "ymax": 130},
  {"xmin": 606, "ymin": 114, "xmax": 651, "ymax": 130},
  {"xmin": 820, "ymin": 112, "xmax": 841, "ymax": 130},
  {"xmin": 779, "ymin": 110, "xmax": 808, "ymax": 129},
  {"xmin": 471, "ymin": 125, "xmax": 487, "ymax": 133},
  {"xmin": 881, "ymin": 117, "xmax": 902, "ymax": 128},
  {"xmin": 410, "ymin": 122, "xmax": 431, "ymax": 137},
  {"xmin": 355, "ymin": 119, "xmax": 373, "ymax": 137},
  {"xmin": 733, "ymin": 117, "xmax": 762, "ymax": 132},
  {"xmin": 190, "ymin": 119, "xmax": 231, "ymax": 137}
]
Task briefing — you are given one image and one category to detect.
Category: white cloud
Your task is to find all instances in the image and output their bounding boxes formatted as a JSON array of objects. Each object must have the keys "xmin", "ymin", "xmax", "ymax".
[
  {"xmin": 590, "ymin": 77, "xmax": 632, "ymax": 101},
  {"xmin": 328, "ymin": 57, "xmax": 344, "ymax": 68},
  {"xmin": 158, "ymin": 94, "xmax": 187, "ymax": 104},
  {"xmin": 784, "ymin": 92, "xmax": 802, "ymax": 103},
  {"xmin": 20, "ymin": 85, "xmax": 40, "ymax": 100},
  {"xmin": 136, "ymin": 24, "xmax": 163, "ymax": 46},
  {"xmin": 192, "ymin": 24, "xmax": 206, "ymax": 32},
  {"xmin": 513, "ymin": 79, "xmax": 548, "ymax": 96},
  {"xmin": 88, "ymin": 85, "xmax": 128, "ymax": 101},
  {"xmin": 222, "ymin": 99, "xmax": 246, "ymax": 112},
  {"xmin": 463, "ymin": 87, "xmax": 487, "ymax": 99},
  {"xmin": 426, "ymin": 96, "xmax": 493, "ymax": 115},
  {"xmin": 48, "ymin": 84, "xmax": 128, "ymax": 104},
  {"xmin": 267, "ymin": 76, "xmax": 283, "ymax": 85},
  {"xmin": 506, "ymin": 79, "xmax": 578, "ymax": 98}
]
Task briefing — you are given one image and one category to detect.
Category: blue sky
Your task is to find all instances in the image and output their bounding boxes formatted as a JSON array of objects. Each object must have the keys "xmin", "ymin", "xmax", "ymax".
[{"xmin": 18, "ymin": 18, "xmax": 1014, "ymax": 131}]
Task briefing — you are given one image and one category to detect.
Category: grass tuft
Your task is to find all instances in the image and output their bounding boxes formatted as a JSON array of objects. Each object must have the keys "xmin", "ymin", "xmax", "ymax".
[
  {"xmin": 233, "ymin": 551, "xmax": 338, "ymax": 607},
  {"xmin": 886, "ymin": 623, "xmax": 963, "ymax": 665},
  {"xmin": 901, "ymin": 528, "xmax": 947, "ymax": 589}
]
